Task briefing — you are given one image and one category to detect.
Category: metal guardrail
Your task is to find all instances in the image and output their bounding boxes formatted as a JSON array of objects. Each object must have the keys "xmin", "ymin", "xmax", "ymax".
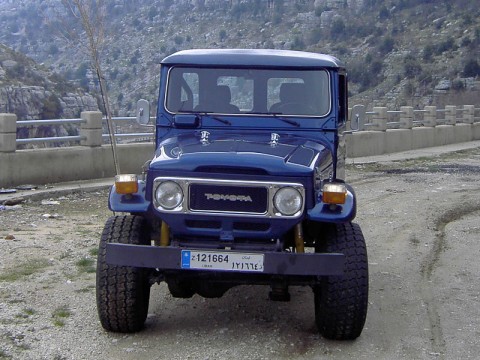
[
  {"xmin": 13, "ymin": 107, "xmax": 480, "ymax": 146},
  {"xmin": 16, "ymin": 116, "xmax": 154, "ymax": 146}
]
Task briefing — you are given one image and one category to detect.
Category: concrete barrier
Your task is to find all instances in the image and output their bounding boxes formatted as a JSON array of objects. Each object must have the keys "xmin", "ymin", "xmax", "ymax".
[
  {"xmin": 435, "ymin": 125, "xmax": 456, "ymax": 146},
  {"xmin": 0, "ymin": 113, "xmax": 17, "ymax": 153},
  {"xmin": 345, "ymin": 131, "xmax": 385, "ymax": 158},
  {"xmin": 412, "ymin": 127, "xmax": 436, "ymax": 149},
  {"xmin": 474, "ymin": 123, "xmax": 480, "ymax": 140},
  {"xmin": 385, "ymin": 129, "xmax": 412, "ymax": 154},
  {"xmin": 1, "ymin": 105, "xmax": 479, "ymax": 187},
  {"xmin": 0, "ymin": 143, "xmax": 153, "ymax": 188}
]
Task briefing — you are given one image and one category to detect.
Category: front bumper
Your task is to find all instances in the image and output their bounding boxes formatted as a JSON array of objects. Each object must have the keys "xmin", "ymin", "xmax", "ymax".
[{"xmin": 106, "ymin": 243, "xmax": 345, "ymax": 276}]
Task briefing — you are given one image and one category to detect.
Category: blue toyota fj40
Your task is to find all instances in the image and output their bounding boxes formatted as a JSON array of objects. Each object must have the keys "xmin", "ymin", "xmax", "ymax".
[{"xmin": 96, "ymin": 49, "xmax": 368, "ymax": 340}]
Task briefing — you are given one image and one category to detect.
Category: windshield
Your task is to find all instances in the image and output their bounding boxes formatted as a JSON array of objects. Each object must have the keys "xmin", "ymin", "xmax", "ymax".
[{"xmin": 165, "ymin": 67, "xmax": 331, "ymax": 117}]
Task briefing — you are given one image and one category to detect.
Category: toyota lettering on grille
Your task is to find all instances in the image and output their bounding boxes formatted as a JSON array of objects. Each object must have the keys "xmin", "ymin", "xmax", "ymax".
[{"xmin": 204, "ymin": 193, "xmax": 253, "ymax": 202}]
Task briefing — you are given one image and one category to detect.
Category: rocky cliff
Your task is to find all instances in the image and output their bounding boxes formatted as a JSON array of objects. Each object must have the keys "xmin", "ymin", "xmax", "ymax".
[{"xmin": 0, "ymin": 44, "xmax": 98, "ymax": 120}]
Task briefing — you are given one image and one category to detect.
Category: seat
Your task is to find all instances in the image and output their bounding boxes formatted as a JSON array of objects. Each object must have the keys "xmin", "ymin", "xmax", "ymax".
[
  {"xmin": 195, "ymin": 85, "xmax": 239, "ymax": 113},
  {"xmin": 270, "ymin": 83, "xmax": 310, "ymax": 115}
]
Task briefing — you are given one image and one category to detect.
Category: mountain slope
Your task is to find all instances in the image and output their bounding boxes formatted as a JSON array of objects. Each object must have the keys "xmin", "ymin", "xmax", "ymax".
[
  {"xmin": 0, "ymin": 0, "xmax": 479, "ymax": 114},
  {"xmin": 0, "ymin": 43, "xmax": 97, "ymax": 120}
]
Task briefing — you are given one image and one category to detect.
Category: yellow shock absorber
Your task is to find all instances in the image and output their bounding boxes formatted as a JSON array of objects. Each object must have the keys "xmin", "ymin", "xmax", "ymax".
[
  {"xmin": 294, "ymin": 223, "xmax": 305, "ymax": 253},
  {"xmin": 160, "ymin": 221, "xmax": 170, "ymax": 246}
]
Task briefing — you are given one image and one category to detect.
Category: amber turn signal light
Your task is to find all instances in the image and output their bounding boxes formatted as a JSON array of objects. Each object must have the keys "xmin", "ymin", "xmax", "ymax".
[
  {"xmin": 322, "ymin": 183, "xmax": 347, "ymax": 205},
  {"xmin": 115, "ymin": 174, "xmax": 138, "ymax": 195}
]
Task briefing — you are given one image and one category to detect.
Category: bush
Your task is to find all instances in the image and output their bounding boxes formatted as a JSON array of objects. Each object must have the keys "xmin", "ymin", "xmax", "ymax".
[
  {"xmin": 463, "ymin": 59, "xmax": 480, "ymax": 77},
  {"xmin": 219, "ymin": 29, "xmax": 227, "ymax": 42},
  {"xmin": 348, "ymin": 55, "xmax": 384, "ymax": 93},
  {"xmin": 41, "ymin": 94, "xmax": 62, "ymax": 120},
  {"xmin": 308, "ymin": 28, "xmax": 322, "ymax": 45},
  {"xmin": 290, "ymin": 35, "xmax": 305, "ymax": 51},
  {"xmin": 435, "ymin": 37, "xmax": 457, "ymax": 54},
  {"xmin": 451, "ymin": 79, "xmax": 465, "ymax": 91},
  {"xmin": 423, "ymin": 44, "xmax": 434, "ymax": 62},
  {"xmin": 174, "ymin": 35, "xmax": 184, "ymax": 45},
  {"xmin": 404, "ymin": 54, "xmax": 422, "ymax": 78},
  {"xmin": 378, "ymin": 6, "xmax": 389, "ymax": 20},
  {"xmin": 379, "ymin": 36, "xmax": 394, "ymax": 54},
  {"xmin": 330, "ymin": 18, "xmax": 346, "ymax": 40}
]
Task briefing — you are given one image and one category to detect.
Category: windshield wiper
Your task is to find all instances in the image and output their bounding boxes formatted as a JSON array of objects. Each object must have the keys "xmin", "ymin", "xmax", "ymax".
[
  {"xmin": 194, "ymin": 112, "xmax": 232, "ymax": 126},
  {"xmin": 257, "ymin": 112, "xmax": 300, "ymax": 127}
]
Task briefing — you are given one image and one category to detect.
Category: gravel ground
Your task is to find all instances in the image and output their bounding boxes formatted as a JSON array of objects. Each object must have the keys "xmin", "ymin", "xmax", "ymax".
[{"xmin": 1, "ymin": 147, "xmax": 480, "ymax": 360}]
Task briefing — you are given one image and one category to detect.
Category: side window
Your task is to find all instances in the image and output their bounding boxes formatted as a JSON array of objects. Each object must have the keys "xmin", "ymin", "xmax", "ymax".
[
  {"xmin": 338, "ymin": 74, "xmax": 347, "ymax": 125},
  {"xmin": 182, "ymin": 72, "xmax": 199, "ymax": 109},
  {"xmin": 166, "ymin": 69, "xmax": 199, "ymax": 112}
]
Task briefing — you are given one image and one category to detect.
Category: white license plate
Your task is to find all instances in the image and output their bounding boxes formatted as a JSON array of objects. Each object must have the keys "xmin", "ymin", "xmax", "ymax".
[{"xmin": 181, "ymin": 250, "xmax": 264, "ymax": 272}]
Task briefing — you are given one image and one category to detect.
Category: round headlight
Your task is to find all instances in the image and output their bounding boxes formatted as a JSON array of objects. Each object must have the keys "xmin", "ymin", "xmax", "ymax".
[
  {"xmin": 273, "ymin": 187, "xmax": 303, "ymax": 216},
  {"xmin": 155, "ymin": 181, "xmax": 183, "ymax": 210}
]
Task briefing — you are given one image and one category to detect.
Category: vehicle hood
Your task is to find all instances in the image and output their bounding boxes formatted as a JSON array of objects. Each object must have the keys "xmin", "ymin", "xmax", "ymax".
[{"xmin": 149, "ymin": 131, "xmax": 332, "ymax": 177}]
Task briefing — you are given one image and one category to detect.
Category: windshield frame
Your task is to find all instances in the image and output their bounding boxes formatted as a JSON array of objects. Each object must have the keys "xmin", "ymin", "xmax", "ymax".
[{"xmin": 164, "ymin": 66, "xmax": 332, "ymax": 118}]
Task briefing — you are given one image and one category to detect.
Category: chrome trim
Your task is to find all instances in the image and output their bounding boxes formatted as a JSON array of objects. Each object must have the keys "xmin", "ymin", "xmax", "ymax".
[
  {"xmin": 270, "ymin": 133, "xmax": 280, "ymax": 147},
  {"xmin": 200, "ymin": 130, "xmax": 210, "ymax": 145},
  {"xmin": 153, "ymin": 177, "xmax": 305, "ymax": 218}
]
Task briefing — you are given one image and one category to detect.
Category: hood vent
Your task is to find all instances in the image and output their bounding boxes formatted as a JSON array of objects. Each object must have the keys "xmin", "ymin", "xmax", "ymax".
[{"xmin": 195, "ymin": 166, "xmax": 269, "ymax": 175}]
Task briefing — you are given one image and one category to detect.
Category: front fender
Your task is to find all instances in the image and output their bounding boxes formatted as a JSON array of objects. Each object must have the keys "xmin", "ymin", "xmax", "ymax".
[
  {"xmin": 306, "ymin": 184, "xmax": 356, "ymax": 223},
  {"xmin": 108, "ymin": 180, "xmax": 150, "ymax": 213}
]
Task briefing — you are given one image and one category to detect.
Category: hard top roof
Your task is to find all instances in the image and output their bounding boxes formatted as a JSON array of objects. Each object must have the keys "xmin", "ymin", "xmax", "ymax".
[{"xmin": 161, "ymin": 49, "xmax": 344, "ymax": 68}]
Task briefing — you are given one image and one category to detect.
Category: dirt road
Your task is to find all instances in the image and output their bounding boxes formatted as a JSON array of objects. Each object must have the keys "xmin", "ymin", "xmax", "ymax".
[{"xmin": 1, "ymin": 147, "xmax": 480, "ymax": 360}]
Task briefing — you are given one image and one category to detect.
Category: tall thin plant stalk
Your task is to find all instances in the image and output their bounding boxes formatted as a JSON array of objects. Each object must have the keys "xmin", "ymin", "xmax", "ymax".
[{"xmin": 61, "ymin": 0, "xmax": 120, "ymax": 174}]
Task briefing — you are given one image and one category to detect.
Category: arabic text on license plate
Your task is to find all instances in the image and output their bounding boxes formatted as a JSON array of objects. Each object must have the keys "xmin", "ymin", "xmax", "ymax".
[{"xmin": 181, "ymin": 250, "xmax": 264, "ymax": 272}]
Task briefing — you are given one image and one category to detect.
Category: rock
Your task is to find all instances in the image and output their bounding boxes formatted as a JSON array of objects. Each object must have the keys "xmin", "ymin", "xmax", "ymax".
[
  {"xmin": 435, "ymin": 79, "xmax": 451, "ymax": 91},
  {"xmin": 41, "ymin": 200, "xmax": 60, "ymax": 205},
  {"xmin": 0, "ymin": 188, "xmax": 17, "ymax": 194},
  {"xmin": 42, "ymin": 213, "xmax": 59, "ymax": 218},
  {"xmin": 3, "ymin": 197, "xmax": 25, "ymax": 206},
  {"xmin": 15, "ymin": 184, "xmax": 38, "ymax": 190},
  {"xmin": 2, "ymin": 59, "xmax": 17, "ymax": 68}
]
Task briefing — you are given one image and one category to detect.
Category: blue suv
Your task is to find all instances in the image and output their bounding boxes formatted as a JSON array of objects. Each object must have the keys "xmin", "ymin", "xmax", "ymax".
[{"xmin": 96, "ymin": 49, "xmax": 368, "ymax": 340}]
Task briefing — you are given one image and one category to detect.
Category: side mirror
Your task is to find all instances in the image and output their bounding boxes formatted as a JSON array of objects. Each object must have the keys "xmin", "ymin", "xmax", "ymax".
[
  {"xmin": 349, "ymin": 104, "xmax": 366, "ymax": 131},
  {"xmin": 136, "ymin": 99, "xmax": 150, "ymax": 125}
]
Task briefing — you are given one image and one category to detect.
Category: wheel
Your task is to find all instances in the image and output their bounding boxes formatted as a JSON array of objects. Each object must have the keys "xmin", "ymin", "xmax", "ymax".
[
  {"xmin": 313, "ymin": 222, "xmax": 368, "ymax": 340},
  {"xmin": 96, "ymin": 215, "xmax": 151, "ymax": 332}
]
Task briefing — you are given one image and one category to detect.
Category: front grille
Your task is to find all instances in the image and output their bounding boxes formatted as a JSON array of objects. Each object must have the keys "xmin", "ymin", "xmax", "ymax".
[
  {"xmin": 153, "ymin": 176, "xmax": 305, "ymax": 219},
  {"xmin": 189, "ymin": 184, "xmax": 268, "ymax": 214}
]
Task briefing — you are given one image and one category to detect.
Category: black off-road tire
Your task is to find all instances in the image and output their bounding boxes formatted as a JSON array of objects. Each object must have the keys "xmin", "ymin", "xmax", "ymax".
[
  {"xmin": 96, "ymin": 215, "xmax": 151, "ymax": 332},
  {"xmin": 314, "ymin": 222, "xmax": 368, "ymax": 340}
]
